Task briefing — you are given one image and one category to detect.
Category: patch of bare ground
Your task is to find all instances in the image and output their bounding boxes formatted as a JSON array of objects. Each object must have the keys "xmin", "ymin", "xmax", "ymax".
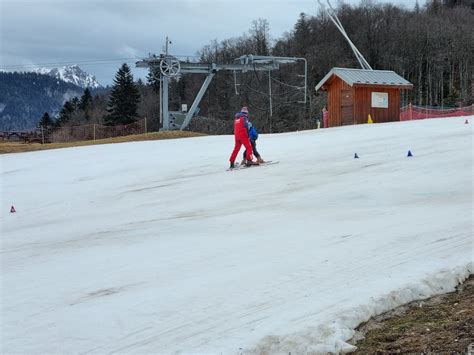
[
  {"xmin": 349, "ymin": 275, "xmax": 473, "ymax": 354},
  {"xmin": 0, "ymin": 131, "xmax": 206, "ymax": 154}
]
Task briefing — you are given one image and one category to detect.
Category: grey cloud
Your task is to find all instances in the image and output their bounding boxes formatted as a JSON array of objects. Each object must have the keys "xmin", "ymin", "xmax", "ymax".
[{"xmin": 1, "ymin": 0, "xmax": 417, "ymax": 84}]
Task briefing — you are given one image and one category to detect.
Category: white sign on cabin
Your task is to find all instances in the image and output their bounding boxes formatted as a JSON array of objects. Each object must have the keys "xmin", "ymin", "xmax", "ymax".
[
  {"xmin": 371, "ymin": 92, "xmax": 389, "ymax": 108},
  {"xmin": 181, "ymin": 104, "xmax": 188, "ymax": 112}
]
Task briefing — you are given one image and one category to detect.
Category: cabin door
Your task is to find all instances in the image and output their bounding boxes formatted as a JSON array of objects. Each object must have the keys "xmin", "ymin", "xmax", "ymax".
[{"xmin": 341, "ymin": 89, "xmax": 353, "ymax": 125}]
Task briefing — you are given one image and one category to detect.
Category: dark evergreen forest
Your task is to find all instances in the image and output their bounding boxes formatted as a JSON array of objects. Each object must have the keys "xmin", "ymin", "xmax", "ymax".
[{"xmin": 0, "ymin": 72, "xmax": 83, "ymax": 130}]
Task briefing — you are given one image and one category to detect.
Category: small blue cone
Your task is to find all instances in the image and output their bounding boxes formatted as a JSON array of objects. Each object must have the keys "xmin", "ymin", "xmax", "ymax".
[
  {"xmin": 354, "ymin": 153, "xmax": 359, "ymax": 159},
  {"xmin": 407, "ymin": 150, "xmax": 413, "ymax": 157}
]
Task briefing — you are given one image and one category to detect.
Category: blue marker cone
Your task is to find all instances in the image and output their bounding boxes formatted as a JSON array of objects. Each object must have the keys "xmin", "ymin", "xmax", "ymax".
[
  {"xmin": 354, "ymin": 153, "xmax": 359, "ymax": 159},
  {"xmin": 407, "ymin": 150, "xmax": 413, "ymax": 157}
]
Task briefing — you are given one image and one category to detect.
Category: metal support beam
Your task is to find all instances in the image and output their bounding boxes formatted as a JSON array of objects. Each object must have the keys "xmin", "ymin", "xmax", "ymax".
[
  {"xmin": 159, "ymin": 78, "xmax": 163, "ymax": 125},
  {"xmin": 137, "ymin": 60, "xmax": 279, "ymax": 74},
  {"xmin": 268, "ymin": 70, "xmax": 272, "ymax": 117},
  {"xmin": 180, "ymin": 73, "xmax": 215, "ymax": 131},
  {"xmin": 136, "ymin": 53, "xmax": 308, "ymax": 131},
  {"xmin": 162, "ymin": 76, "xmax": 169, "ymax": 130},
  {"xmin": 318, "ymin": 0, "xmax": 372, "ymax": 70}
]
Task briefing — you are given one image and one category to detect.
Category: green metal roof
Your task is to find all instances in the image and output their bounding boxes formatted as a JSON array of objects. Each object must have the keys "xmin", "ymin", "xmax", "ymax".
[{"xmin": 315, "ymin": 67, "xmax": 413, "ymax": 91}]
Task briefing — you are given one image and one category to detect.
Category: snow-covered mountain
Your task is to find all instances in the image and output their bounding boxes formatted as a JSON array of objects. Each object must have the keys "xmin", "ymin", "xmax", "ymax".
[{"xmin": 32, "ymin": 65, "xmax": 101, "ymax": 89}]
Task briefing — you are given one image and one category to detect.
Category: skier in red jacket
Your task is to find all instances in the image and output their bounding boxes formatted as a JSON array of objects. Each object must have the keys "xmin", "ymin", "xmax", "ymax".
[{"xmin": 229, "ymin": 106, "xmax": 255, "ymax": 169}]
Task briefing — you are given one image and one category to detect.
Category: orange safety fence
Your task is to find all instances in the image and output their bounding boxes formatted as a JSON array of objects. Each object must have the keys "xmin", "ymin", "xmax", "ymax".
[
  {"xmin": 49, "ymin": 118, "xmax": 147, "ymax": 143},
  {"xmin": 400, "ymin": 104, "xmax": 473, "ymax": 121}
]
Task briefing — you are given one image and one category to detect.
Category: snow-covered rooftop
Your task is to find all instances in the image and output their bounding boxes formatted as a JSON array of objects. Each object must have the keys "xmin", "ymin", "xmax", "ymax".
[{"xmin": 315, "ymin": 67, "xmax": 413, "ymax": 91}]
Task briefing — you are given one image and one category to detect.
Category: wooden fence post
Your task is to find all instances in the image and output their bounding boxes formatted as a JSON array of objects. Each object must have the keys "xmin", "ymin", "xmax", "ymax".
[
  {"xmin": 93, "ymin": 124, "xmax": 96, "ymax": 141},
  {"xmin": 145, "ymin": 117, "xmax": 147, "ymax": 135},
  {"xmin": 409, "ymin": 102, "xmax": 413, "ymax": 121}
]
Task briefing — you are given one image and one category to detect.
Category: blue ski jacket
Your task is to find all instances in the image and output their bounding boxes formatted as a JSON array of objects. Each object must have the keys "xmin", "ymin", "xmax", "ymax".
[{"xmin": 249, "ymin": 126, "xmax": 258, "ymax": 141}]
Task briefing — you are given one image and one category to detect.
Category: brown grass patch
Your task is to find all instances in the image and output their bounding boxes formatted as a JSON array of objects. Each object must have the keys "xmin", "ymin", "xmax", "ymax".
[
  {"xmin": 0, "ymin": 131, "xmax": 206, "ymax": 154},
  {"xmin": 350, "ymin": 275, "xmax": 474, "ymax": 353}
]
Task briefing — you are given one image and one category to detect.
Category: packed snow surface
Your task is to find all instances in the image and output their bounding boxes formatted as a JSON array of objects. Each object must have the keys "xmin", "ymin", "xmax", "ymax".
[{"xmin": 1, "ymin": 117, "xmax": 473, "ymax": 353}]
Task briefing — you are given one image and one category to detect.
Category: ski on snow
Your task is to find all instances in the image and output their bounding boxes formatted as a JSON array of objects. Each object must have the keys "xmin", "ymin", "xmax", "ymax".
[{"xmin": 227, "ymin": 160, "xmax": 279, "ymax": 171}]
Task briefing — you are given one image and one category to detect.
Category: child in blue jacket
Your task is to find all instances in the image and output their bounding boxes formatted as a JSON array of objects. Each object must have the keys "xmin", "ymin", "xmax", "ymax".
[{"xmin": 242, "ymin": 122, "xmax": 264, "ymax": 164}]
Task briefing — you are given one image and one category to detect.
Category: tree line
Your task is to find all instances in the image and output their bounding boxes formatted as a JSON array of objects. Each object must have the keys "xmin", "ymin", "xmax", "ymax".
[
  {"xmin": 0, "ymin": 72, "xmax": 83, "ymax": 131},
  {"xmin": 50, "ymin": 0, "xmax": 473, "ymax": 134}
]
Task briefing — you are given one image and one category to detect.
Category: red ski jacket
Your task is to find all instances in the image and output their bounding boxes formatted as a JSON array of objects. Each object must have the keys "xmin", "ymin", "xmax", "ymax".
[{"xmin": 234, "ymin": 112, "xmax": 250, "ymax": 138}]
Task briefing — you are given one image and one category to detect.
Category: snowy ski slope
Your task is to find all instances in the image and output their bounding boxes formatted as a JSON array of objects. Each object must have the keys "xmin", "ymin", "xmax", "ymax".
[{"xmin": 1, "ymin": 116, "xmax": 473, "ymax": 353}]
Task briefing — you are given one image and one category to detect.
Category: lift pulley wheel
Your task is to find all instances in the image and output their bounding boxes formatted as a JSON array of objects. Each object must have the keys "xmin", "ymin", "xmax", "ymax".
[{"xmin": 160, "ymin": 57, "xmax": 181, "ymax": 77}]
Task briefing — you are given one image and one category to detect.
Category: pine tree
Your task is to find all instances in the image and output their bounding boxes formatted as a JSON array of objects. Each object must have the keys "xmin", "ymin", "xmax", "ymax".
[
  {"xmin": 57, "ymin": 99, "xmax": 76, "ymax": 126},
  {"xmin": 79, "ymin": 88, "xmax": 92, "ymax": 111},
  {"xmin": 105, "ymin": 63, "xmax": 141, "ymax": 125},
  {"xmin": 147, "ymin": 66, "xmax": 161, "ymax": 92},
  {"xmin": 414, "ymin": 0, "xmax": 420, "ymax": 13},
  {"xmin": 38, "ymin": 112, "xmax": 52, "ymax": 128},
  {"xmin": 294, "ymin": 13, "xmax": 311, "ymax": 56},
  {"xmin": 71, "ymin": 97, "xmax": 80, "ymax": 108},
  {"xmin": 78, "ymin": 88, "xmax": 93, "ymax": 120}
]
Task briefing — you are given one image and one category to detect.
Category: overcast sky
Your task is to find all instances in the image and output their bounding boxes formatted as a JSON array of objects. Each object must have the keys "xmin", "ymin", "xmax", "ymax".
[{"xmin": 1, "ymin": 0, "xmax": 418, "ymax": 85}]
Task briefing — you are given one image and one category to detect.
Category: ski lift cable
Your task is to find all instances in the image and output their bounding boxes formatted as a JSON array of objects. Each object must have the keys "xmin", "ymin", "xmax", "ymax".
[
  {"xmin": 319, "ymin": 0, "xmax": 372, "ymax": 70},
  {"xmin": 0, "ymin": 57, "xmax": 143, "ymax": 70},
  {"xmin": 332, "ymin": 20, "xmax": 371, "ymax": 70},
  {"xmin": 326, "ymin": 0, "xmax": 372, "ymax": 70},
  {"xmin": 252, "ymin": 64, "xmax": 268, "ymax": 92},
  {"xmin": 257, "ymin": 64, "xmax": 307, "ymax": 104},
  {"xmin": 230, "ymin": 62, "xmax": 304, "ymax": 100},
  {"xmin": 242, "ymin": 83, "xmax": 302, "ymax": 97},
  {"xmin": 324, "ymin": 4, "xmax": 368, "ymax": 69},
  {"xmin": 233, "ymin": 70, "xmax": 240, "ymax": 95},
  {"xmin": 251, "ymin": 64, "xmax": 304, "ymax": 92},
  {"xmin": 244, "ymin": 97, "xmax": 302, "ymax": 113},
  {"xmin": 0, "ymin": 53, "xmax": 202, "ymax": 71},
  {"xmin": 250, "ymin": 73, "xmax": 304, "ymax": 90},
  {"xmin": 268, "ymin": 75, "xmax": 304, "ymax": 89},
  {"xmin": 248, "ymin": 65, "xmax": 305, "ymax": 89}
]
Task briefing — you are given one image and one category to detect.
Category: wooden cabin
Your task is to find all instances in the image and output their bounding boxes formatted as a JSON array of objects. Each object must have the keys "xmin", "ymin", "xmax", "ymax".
[{"xmin": 315, "ymin": 68, "xmax": 413, "ymax": 127}]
